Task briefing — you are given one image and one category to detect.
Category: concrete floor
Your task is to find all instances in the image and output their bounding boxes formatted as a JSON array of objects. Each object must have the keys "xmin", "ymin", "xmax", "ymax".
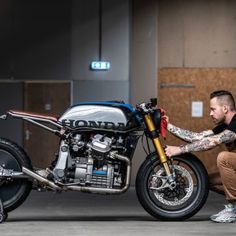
[{"xmin": 0, "ymin": 188, "xmax": 235, "ymax": 236}]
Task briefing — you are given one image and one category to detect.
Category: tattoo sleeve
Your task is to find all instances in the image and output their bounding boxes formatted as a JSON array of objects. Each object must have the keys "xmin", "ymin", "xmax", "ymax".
[
  {"xmin": 167, "ymin": 123, "xmax": 214, "ymax": 143},
  {"xmin": 185, "ymin": 129, "xmax": 236, "ymax": 152}
]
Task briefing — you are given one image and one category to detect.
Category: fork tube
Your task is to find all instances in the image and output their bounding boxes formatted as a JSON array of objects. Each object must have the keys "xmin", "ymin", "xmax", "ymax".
[{"xmin": 144, "ymin": 114, "xmax": 171, "ymax": 176}]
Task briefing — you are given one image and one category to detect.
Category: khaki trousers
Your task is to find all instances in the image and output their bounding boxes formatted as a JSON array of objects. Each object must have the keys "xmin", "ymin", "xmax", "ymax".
[{"xmin": 209, "ymin": 151, "xmax": 236, "ymax": 203}]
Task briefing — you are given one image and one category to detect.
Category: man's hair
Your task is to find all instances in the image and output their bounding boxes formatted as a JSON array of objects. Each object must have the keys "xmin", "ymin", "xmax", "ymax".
[{"xmin": 210, "ymin": 90, "xmax": 236, "ymax": 111}]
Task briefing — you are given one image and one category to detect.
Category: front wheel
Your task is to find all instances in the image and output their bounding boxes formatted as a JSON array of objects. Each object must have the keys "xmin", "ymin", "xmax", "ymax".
[{"xmin": 136, "ymin": 152, "xmax": 209, "ymax": 220}]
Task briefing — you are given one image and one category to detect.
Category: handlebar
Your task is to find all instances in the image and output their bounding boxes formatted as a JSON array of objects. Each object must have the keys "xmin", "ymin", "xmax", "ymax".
[{"xmin": 136, "ymin": 98, "xmax": 158, "ymax": 114}]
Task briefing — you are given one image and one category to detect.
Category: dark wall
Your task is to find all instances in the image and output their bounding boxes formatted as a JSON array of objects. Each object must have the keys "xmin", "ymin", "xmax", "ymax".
[
  {"xmin": 0, "ymin": 82, "xmax": 23, "ymax": 144},
  {"xmin": 0, "ymin": 0, "xmax": 130, "ymax": 103},
  {"xmin": 0, "ymin": 0, "xmax": 71, "ymax": 80}
]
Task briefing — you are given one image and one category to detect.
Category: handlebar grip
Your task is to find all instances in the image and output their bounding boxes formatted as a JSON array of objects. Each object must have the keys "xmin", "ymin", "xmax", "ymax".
[{"xmin": 150, "ymin": 98, "xmax": 157, "ymax": 107}]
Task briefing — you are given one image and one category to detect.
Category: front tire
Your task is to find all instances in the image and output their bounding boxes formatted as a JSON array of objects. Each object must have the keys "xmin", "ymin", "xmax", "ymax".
[
  {"xmin": 136, "ymin": 152, "xmax": 209, "ymax": 220},
  {"xmin": 0, "ymin": 138, "xmax": 32, "ymax": 213}
]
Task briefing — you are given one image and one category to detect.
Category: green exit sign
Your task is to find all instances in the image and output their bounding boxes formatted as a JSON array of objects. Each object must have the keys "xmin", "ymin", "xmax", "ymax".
[{"xmin": 90, "ymin": 61, "xmax": 110, "ymax": 71}]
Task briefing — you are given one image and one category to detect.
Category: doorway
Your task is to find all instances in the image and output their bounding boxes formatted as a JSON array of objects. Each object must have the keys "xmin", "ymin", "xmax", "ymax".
[{"xmin": 24, "ymin": 81, "xmax": 71, "ymax": 168}]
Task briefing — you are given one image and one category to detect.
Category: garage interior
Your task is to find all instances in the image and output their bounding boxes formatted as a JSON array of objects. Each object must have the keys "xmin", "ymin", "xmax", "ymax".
[{"xmin": 0, "ymin": 0, "xmax": 236, "ymax": 233}]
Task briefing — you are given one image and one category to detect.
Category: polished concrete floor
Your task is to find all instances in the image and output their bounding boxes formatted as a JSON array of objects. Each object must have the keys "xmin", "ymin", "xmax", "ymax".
[{"xmin": 0, "ymin": 188, "xmax": 235, "ymax": 236}]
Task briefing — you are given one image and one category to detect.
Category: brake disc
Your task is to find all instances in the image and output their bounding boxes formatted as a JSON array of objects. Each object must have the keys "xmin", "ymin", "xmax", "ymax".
[{"xmin": 150, "ymin": 165, "xmax": 194, "ymax": 206}]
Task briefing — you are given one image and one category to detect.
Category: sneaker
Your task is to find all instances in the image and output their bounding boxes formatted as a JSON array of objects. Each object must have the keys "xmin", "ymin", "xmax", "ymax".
[
  {"xmin": 211, "ymin": 204, "xmax": 236, "ymax": 223},
  {"xmin": 210, "ymin": 204, "xmax": 234, "ymax": 221}
]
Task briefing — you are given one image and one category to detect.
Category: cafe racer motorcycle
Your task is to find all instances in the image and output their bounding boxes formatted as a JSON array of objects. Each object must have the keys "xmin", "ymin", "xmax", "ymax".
[{"xmin": 0, "ymin": 98, "xmax": 209, "ymax": 222}]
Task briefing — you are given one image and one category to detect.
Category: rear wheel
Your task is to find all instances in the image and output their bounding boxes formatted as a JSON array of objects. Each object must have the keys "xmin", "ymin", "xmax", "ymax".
[
  {"xmin": 136, "ymin": 152, "xmax": 209, "ymax": 220},
  {"xmin": 0, "ymin": 138, "xmax": 32, "ymax": 213}
]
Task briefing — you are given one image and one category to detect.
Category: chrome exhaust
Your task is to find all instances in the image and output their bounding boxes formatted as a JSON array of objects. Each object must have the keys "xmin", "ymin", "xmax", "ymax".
[{"xmin": 22, "ymin": 167, "xmax": 61, "ymax": 191}]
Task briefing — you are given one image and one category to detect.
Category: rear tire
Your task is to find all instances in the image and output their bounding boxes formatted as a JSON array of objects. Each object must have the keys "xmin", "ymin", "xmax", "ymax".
[
  {"xmin": 0, "ymin": 138, "xmax": 32, "ymax": 213},
  {"xmin": 136, "ymin": 152, "xmax": 209, "ymax": 220}
]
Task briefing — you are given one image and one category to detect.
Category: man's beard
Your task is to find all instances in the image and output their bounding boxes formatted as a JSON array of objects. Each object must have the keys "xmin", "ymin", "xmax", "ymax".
[{"xmin": 212, "ymin": 117, "xmax": 225, "ymax": 125}]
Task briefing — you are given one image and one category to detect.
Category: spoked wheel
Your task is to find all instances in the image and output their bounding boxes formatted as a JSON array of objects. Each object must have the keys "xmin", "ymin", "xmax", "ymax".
[
  {"xmin": 0, "ymin": 138, "xmax": 32, "ymax": 213},
  {"xmin": 136, "ymin": 152, "xmax": 209, "ymax": 220}
]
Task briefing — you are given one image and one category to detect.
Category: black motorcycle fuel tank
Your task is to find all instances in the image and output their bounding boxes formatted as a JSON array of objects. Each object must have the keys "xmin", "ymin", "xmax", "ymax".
[{"xmin": 58, "ymin": 101, "xmax": 140, "ymax": 131}]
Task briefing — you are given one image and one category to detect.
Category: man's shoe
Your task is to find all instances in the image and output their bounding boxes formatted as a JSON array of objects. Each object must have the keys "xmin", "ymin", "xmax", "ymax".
[
  {"xmin": 211, "ymin": 204, "xmax": 236, "ymax": 223},
  {"xmin": 210, "ymin": 204, "xmax": 234, "ymax": 221}
]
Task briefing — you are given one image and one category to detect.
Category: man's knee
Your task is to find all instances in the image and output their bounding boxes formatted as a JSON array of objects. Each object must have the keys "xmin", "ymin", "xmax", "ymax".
[{"xmin": 217, "ymin": 151, "xmax": 229, "ymax": 167}]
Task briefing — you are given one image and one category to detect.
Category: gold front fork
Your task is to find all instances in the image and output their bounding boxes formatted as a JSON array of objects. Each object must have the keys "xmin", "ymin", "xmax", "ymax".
[{"xmin": 144, "ymin": 114, "xmax": 171, "ymax": 176}]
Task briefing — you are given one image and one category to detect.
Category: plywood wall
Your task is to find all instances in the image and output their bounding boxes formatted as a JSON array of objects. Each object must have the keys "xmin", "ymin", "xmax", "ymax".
[
  {"xmin": 158, "ymin": 0, "xmax": 236, "ymax": 68},
  {"xmin": 158, "ymin": 68, "xmax": 236, "ymax": 174}
]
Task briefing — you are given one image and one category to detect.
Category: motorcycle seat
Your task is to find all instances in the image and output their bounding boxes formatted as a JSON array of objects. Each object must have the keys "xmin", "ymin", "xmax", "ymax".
[{"xmin": 8, "ymin": 110, "xmax": 58, "ymax": 123}]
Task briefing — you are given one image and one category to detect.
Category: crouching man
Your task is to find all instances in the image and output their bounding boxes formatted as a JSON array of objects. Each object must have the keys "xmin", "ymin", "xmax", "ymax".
[{"xmin": 165, "ymin": 90, "xmax": 236, "ymax": 223}]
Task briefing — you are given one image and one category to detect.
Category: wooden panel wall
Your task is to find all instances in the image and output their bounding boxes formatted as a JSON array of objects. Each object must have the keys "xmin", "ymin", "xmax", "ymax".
[
  {"xmin": 24, "ymin": 82, "xmax": 71, "ymax": 168},
  {"xmin": 158, "ymin": 68, "xmax": 236, "ymax": 174}
]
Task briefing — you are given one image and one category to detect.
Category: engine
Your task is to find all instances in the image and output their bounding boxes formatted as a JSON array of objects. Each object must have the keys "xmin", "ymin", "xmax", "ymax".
[{"xmin": 52, "ymin": 133, "xmax": 128, "ymax": 189}]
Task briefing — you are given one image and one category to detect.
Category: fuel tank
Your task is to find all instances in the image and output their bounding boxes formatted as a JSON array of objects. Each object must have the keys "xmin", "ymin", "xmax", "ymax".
[{"xmin": 58, "ymin": 101, "xmax": 141, "ymax": 131}]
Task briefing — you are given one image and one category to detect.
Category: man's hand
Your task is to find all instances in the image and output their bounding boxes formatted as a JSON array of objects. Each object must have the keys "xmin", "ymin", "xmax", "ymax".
[
  {"xmin": 162, "ymin": 115, "xmax": 169, "ymax": 123},
  {"xmin": 165, "ymin": 145, "xmax": 182, "ymax": 157}
]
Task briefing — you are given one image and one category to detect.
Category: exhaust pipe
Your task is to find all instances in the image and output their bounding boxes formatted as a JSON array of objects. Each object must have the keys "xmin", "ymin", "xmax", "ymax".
[
  {"xmin": 67, "ymin": 152, "xmax": 131, "ymax": 194},
  {"xmin": 22, "ymin": 167, "xmax": 61, "ymax": 191}
]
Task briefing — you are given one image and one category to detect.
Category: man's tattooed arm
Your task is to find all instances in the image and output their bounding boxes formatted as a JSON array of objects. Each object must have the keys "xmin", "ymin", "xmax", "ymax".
[
  {"xmin": 167, "ymin": 123, "xmax": 214, "ymax": 143},
  {"xmin": 165, "ymin": 129, "xmax": 236, "ymax": 157},
  {"xmin": 186, "ymin": 129, "xmax": 236, "ymax": 152}
]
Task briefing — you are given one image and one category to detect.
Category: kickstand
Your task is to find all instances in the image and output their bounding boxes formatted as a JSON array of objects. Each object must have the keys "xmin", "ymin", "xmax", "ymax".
[{"xmin": 0, "ymin": 198, "xmax": 7, "ymax": 223}]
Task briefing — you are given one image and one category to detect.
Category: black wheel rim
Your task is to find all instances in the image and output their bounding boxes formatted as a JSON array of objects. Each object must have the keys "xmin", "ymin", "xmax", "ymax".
[{"xmin": 0, "ymin": 149, "xmax": 24, "ymax": 206}]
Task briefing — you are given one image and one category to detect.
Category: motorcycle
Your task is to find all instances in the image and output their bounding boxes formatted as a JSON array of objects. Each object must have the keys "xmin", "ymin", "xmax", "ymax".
[{"xmin": 0, "ymin": 98, "xmax": 209, "ymax": 222}]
